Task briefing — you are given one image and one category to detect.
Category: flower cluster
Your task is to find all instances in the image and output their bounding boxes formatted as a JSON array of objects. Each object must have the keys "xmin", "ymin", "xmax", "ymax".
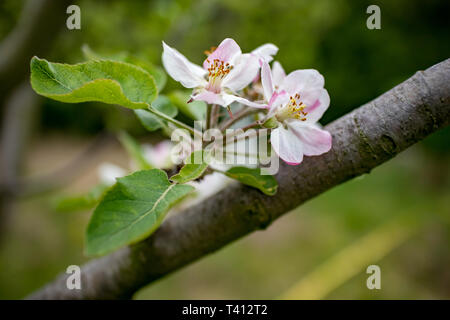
[{"xmin": 162, "ymin": 38, "xmax": 332, "ymax": 165}]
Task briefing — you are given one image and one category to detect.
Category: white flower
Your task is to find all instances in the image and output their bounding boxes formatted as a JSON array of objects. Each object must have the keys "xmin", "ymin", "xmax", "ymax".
[
  {"xmin": 260, "ymin": 60, "xmax": 332, "ymax": 165},
  {"xmin": 162, "ymin": 38, "xmax": 277, "ymax": 108}
]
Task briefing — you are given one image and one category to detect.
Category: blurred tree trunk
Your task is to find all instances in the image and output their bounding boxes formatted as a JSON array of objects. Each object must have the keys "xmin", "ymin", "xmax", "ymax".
[
  {"xmin": 0, "ymin": 0, "xmax": 73, "ymax": 105},
  {"xmin": 0, "ymin": 0, "xmax": 74, "ymax": 241}
]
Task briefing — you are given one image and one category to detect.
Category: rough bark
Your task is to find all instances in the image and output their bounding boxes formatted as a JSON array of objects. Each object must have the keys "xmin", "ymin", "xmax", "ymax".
[{"xmin": 28, "ymin": 59, "xmax": 450, "ymax": 299}]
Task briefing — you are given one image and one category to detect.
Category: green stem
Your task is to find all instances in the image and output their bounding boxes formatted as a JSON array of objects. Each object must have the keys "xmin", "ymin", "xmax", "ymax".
[
  {"xmin": 147, "ymin": 106, "xmax": 201, "ymax": 137},
  {"xmin": 205, "ymin": 104, "xmax": 212, "ymax": 130},
  {"xmin": 210, "ymin": 104, "xmax": 220, "ymax": 128}
]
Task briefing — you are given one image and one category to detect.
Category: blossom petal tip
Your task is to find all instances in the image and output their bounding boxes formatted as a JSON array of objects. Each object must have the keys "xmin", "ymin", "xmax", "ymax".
[{"xmin": 284, "ymin": 160, "xmax": 301, "ymax": 166}]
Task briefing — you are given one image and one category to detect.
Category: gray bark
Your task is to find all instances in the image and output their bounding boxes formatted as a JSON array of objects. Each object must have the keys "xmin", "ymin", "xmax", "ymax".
[{"xmin": 27, "ymin": 59, "xmax": 450, "ymax": 299}]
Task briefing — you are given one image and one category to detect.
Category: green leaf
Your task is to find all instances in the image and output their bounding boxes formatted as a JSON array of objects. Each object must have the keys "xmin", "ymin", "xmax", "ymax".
[
  {"xmin": 170, "ymin": 150, "xmax": 210, "ymax": 184},
  {"xmin": 126, "ymin": 56, "xmax": 167, "ymax": 92},
  {"xmin": 82, "ymin": 45, "xmax": 167, "ymax": 91},
  {"xmin": 30, "ymin": 56, "xmax": 157, "ymax": 109},
  {"xmin": 168, "ymin": 90, "xmax": 206, "ymax": 120},
  {"xmin": 134, "ymin": 95, "xmax": 178, "ymax": 131},
  {"xmin": 54, "ymin": 184, "xmax": 109, "ymax": 213},
  {"xmin": 224, "ymin": 167, "xmax": 278, "ymax": 196},
  {"xmin": 117, "ymin": 131, "xmax": 153, "ymax": 170},
  {"xmin": 86, "ymin": 169, "xmax": 194, "ymax": 256}
]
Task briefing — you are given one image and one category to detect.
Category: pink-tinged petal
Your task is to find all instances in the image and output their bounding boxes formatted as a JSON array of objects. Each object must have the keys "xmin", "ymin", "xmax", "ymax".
[
  {"xmin": 272, "ymin": 61, "xmax": 286, "ymax": 88},
  {"xmin": 261, "ymin": 60, "xmax": 274, "ymax": 101},
  {"xmin": 162, "ymin": 41, "xmax": 207, "ymax": 88},
  {"xmin": 301, "ymin": 88, "xmax": 330, "ymax": 123},
  {"xmin": 222, "ymin": 53, "xmax": 260, "ymax": 91},
  {"xmin": 203, "ymin": 38, "xmax": 242, "ymax": 69},
  {"xmin": 222, "ymin": 94, "xmax": 268, "ymax": 109},
  {"xmin": 288, "ymin": 122, "xmax": 332, "ymax": 156},
  {"xmin": 280, "ymin": 69, "xmax": 325, "ymax": 95},
  {"xmin": 252, "ymin": 43, "xmax": 278, "ymax": 63},
  {"xmin": 267, "ymin": 90, "xmax": 289, "ymax": 117},
  {"xmin": 192, "ymin": 91, "xmax": 225, "ymax": 106},
  {"xmin": 270, "ymin": 126, "xmax": 304, "ymax": 165}
]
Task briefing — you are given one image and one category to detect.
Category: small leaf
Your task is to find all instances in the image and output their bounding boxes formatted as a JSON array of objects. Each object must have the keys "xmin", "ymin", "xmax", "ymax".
[
  {"xmin": 134, "ymin": 95, "xmax": 178, "ymax": 131},
  {"xmin": 168, "ymin": 90, "xmax": 206, "ymax": 120},
  {"xmin": 170, "ymin": 150, "xmax": 210, "ymax": 184},
  {"xmin": 117, "ymin": 131, "xmax": 153, "ymax": 170},
  {"xmin": 86, "ymin": 169, "xmax": 194, "ymax": 256},
  {"xmin": 225, "ymin": 167, "xmax": 278, "ymax": 196},
  {"xmin": 30, "ymin": 57, "xmax": 157, "ymax": 109}
]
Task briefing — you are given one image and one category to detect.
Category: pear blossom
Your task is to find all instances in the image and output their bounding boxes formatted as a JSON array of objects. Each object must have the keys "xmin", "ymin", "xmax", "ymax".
[
  {"xmin": 162, "ymin": 38, "xmax": 277, "ymax": 108},
  {"xmin": 260, "ymin": 61, "xmax": 332, "ymax": 165}
]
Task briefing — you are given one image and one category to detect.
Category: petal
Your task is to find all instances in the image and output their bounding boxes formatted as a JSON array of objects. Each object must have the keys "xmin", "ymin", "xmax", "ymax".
[
  {"xmin": 280, "ymin": 69, "xmax": 325, "ymax": 95},
  {"xmin": 203, "ymin": 38, "xmax": 242, "ymax": 69},
  {"xmin": 222, "ymin": 93, "xmax": 268, "ymax": 109},
  {"xmin": 301, "ymin": 88, "xmax": 330, "ymax": 123},
  {"xmin": 287, "ymin": 122, "xmax": 332, "ymax": 156},
  {"xmin": 222, "ymin": 53, "xmax": 260, "ymax": 91},
  {"xmin": 261, "ymin": 60, "xmax": 274, "ymax": 101},
  {"xmin": 272, "ymin": 61, "xmax": 286, "ymax": 88},
  {"xmin": 252, "ymin": 43, "xmax": 278, "ymax": 63},
  {"xmin": 267, "ymin": 90, "xmax": 289, "ymax": 117},
  {"xmin": 192, "ymin": 90, "xmax": 225, "ymax": 106},
  {"xmin": 270, "ymin": 126, "xmax": 304, "ymax": 165},
  {"xmin": 162, "ymin": 41, "xmax": 207, "ymax": 88}
]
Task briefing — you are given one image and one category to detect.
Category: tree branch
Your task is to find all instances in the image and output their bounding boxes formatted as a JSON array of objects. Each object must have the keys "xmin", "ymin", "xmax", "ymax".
[{"xmin": 27, "ymin": 59, "xmax": 450, "ymax": 299}]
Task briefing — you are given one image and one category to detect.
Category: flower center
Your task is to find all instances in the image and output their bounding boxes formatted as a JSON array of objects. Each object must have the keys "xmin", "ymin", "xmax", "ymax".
[
  {"xmin": 206, "ymin": 58, "xmax": 233, "ymax": 93},
  {"xmin": 276, "ymin": 93, "xmax": 308, "ymax": 122}
]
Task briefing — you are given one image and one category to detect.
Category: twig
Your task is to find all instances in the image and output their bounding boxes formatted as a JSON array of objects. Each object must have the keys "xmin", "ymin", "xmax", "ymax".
[{"xmin": 219, "ymin": 107, "xmax": 260, "ymax": 131}]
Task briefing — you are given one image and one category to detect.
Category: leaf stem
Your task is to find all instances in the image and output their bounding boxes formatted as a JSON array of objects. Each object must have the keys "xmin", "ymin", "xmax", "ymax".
[{"xmin": 147, "ymin": 106, "xmax": 202, "ymax": 137}]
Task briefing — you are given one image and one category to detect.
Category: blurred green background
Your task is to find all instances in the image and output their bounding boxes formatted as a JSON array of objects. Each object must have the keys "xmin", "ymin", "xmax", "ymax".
[{"xmin": 0, "ymin": 0, "xmax": 448, "ymax": 299}]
